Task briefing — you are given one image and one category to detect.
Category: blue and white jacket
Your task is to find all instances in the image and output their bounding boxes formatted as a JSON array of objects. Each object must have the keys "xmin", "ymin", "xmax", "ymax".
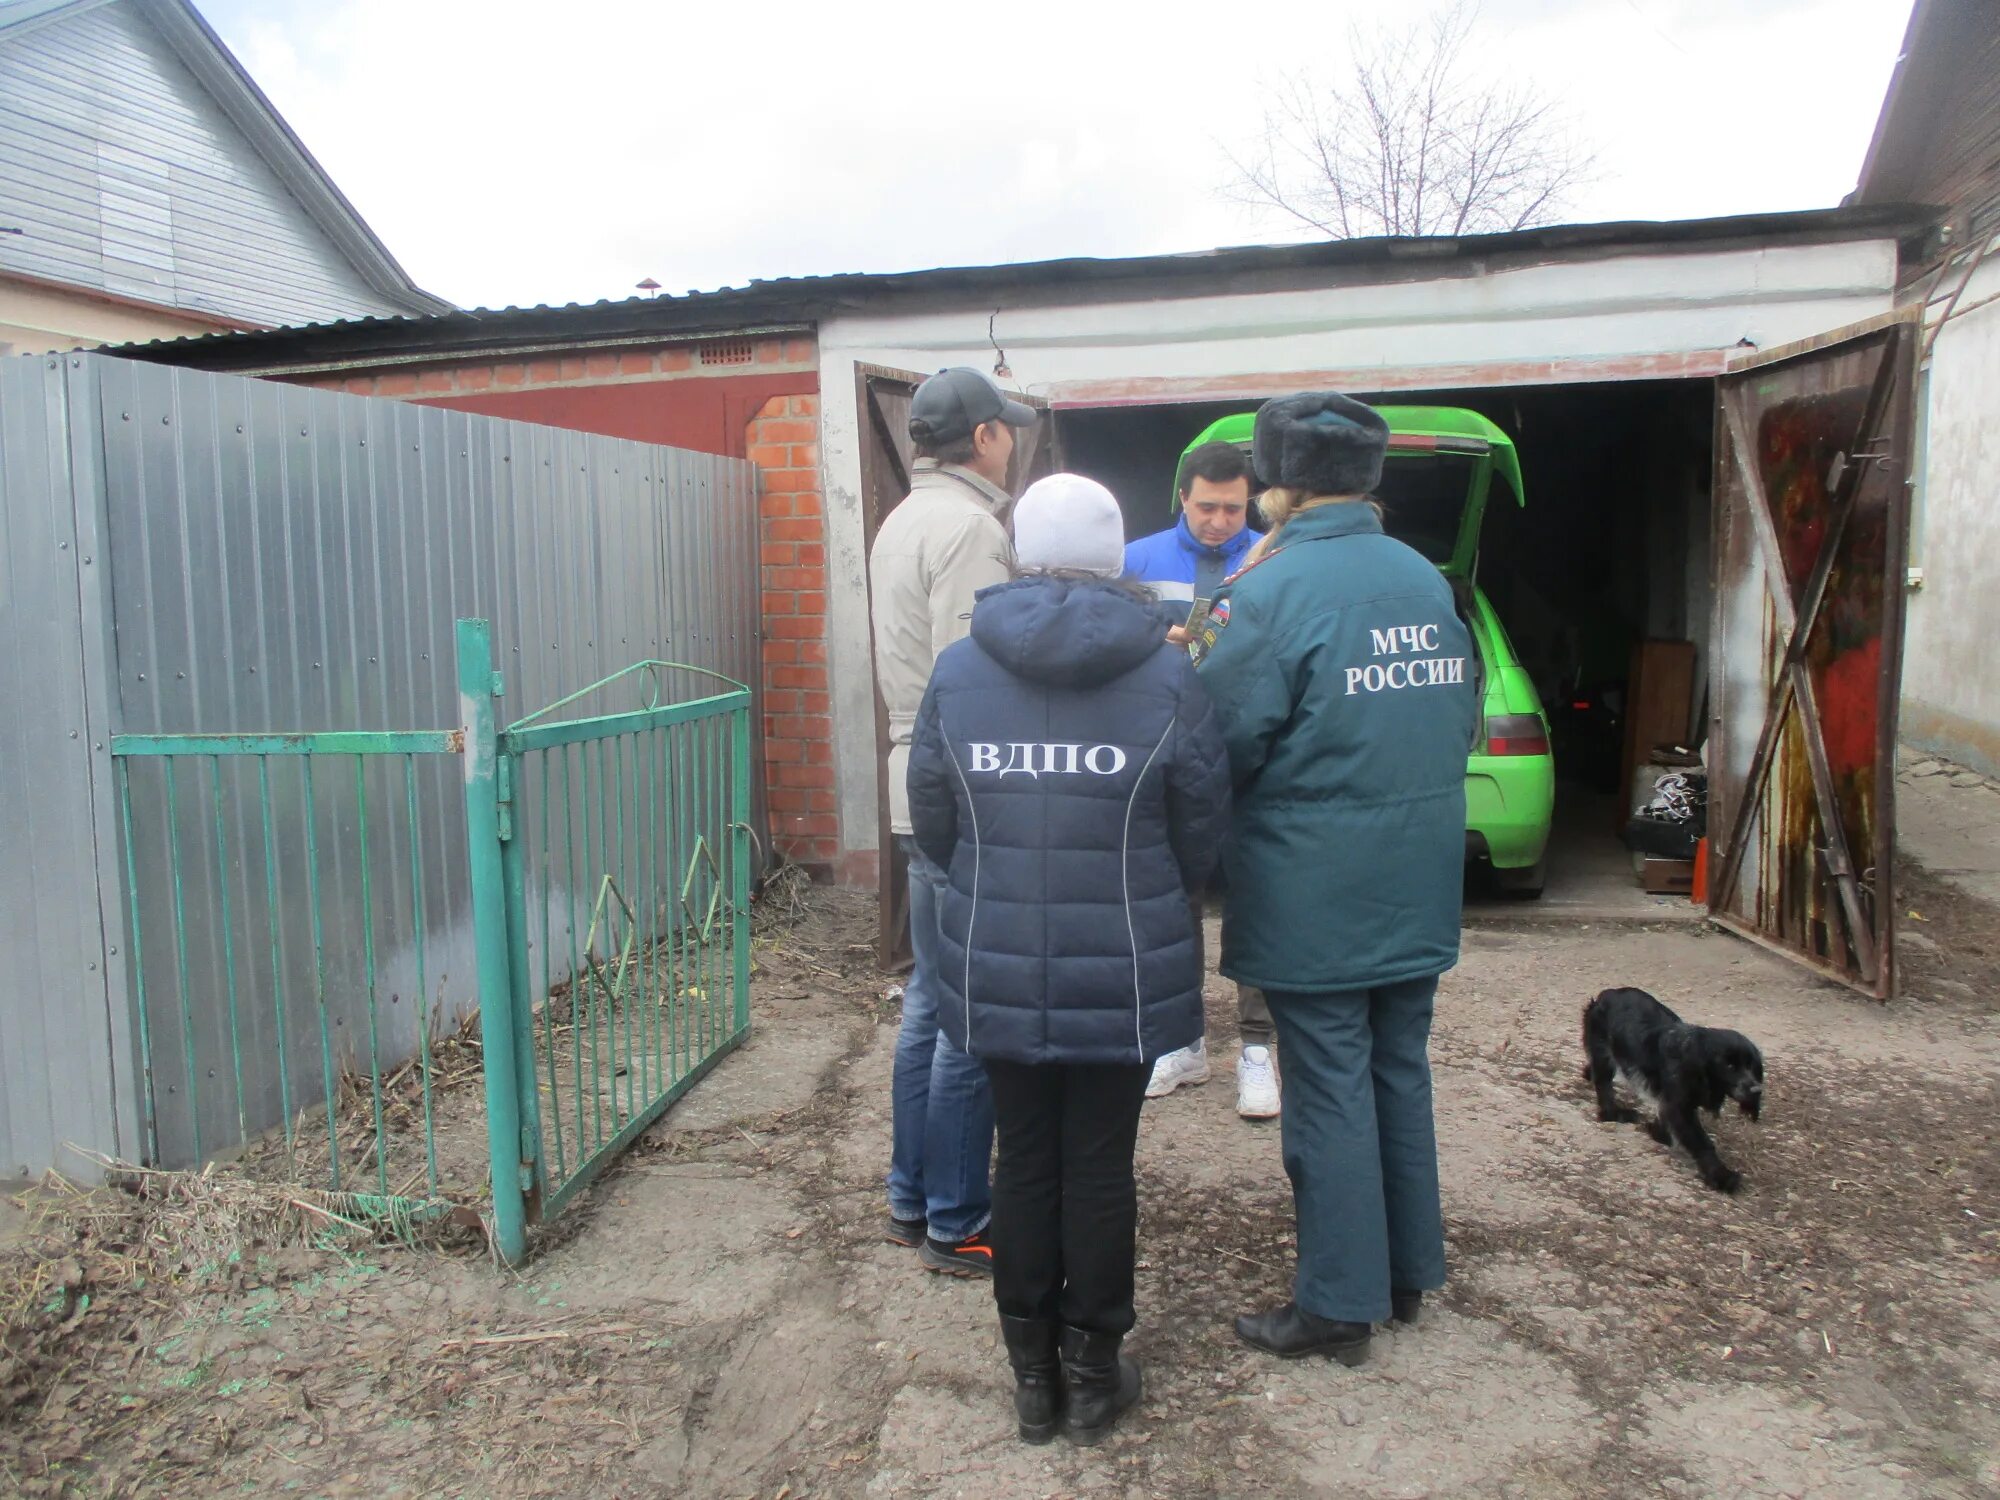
[
  {"xmin": 1122, "ymin": 516, "xmax": 1263, "ymax": 608},
  {"xmin": 907, "ymin": 576, "xmax": 1232, "ymax": 1066}
]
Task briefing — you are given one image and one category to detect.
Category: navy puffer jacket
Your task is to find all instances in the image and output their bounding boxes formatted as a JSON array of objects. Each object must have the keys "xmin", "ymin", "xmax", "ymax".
[{"xmin": 907, "ymin": 576, "xmax": 1232, "ymax": 1066}]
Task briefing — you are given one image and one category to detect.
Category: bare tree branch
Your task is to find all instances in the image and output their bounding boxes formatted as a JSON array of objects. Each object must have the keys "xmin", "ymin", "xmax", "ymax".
[{"xmin": 1226, "ymin": 1, "xmax": 1594, "ymax": 240}]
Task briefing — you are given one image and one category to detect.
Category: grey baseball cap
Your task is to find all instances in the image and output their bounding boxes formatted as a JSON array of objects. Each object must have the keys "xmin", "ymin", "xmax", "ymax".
[{"xmin": 908, "ymin": 367, "xmax": 1036, "ymax": 446}]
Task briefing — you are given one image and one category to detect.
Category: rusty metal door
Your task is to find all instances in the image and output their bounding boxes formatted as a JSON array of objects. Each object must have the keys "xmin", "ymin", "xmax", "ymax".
[
  {"xmin": 1707, "ymin": 313, "xmax": 1918, "ymax": 998},
  {"xmin": 856, "ymin": 364, "xmax": 1052, "ymax": 969}
]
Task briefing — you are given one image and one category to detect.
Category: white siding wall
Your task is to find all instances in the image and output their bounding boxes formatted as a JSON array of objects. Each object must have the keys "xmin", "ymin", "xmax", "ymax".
[{"xmin": 0, "ymin": 3, "xmax": 410, "ymax": 327}]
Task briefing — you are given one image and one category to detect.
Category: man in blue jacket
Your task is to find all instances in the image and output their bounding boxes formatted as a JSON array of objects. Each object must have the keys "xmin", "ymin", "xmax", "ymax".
[{"xmin": 1122, "ymin": 440, "xmax": 1279, "ymax": 1120}]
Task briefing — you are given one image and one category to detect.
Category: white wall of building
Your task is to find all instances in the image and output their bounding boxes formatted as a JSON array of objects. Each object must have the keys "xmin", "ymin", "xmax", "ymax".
[
  {"xmin": 817, "ymin": 238, "xmax": 1901, "ymax": 861},
  {"xmin": 1904, "ymin": 247, "xmax": 2000, "ymax": 774}
]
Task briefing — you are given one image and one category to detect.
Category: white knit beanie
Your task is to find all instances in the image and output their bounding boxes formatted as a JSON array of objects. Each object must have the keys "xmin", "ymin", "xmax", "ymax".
[{"xmin": 1011, "ymin": 473, "xmax": 1126, "ymax": 578}]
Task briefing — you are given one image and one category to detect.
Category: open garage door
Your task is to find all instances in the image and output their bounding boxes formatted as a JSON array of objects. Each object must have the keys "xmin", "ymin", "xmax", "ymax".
[
  {"xmin": 1707, "ymin": 313, "xmax": 1918, "ymax": 998},
  {"xmin": 856, "ymin": 363, "xmax": 1053, "ymax": 969}
]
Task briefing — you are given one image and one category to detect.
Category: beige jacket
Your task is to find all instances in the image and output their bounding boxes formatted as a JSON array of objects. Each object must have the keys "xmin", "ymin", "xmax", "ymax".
[{"xmin": 870, "ymin": 460, "xmax": 1015, "ymax": 834}]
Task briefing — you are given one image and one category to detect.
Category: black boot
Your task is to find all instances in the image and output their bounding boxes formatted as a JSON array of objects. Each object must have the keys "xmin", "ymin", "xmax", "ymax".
[
  {"xmin": 1059, "ymin": 1325, "xmax": 1141, "ymax": 1446},
  {"xmin": 1390, "ymin": 1289, "xmax": 1424, "ymax": 1326},
  {"xmin": 1234, "ymin": 1301, "xmax": 1372, "ymax": 1365},
  {"xmin": 998, "ymin": 1315, "xmax": 1062, "ymax": 1444}
]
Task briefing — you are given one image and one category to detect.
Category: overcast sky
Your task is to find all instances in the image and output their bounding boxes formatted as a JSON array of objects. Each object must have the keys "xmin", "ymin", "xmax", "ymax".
[{"xmin": 195, "ymin": 0, "xmax": 1912, "ymax": 312}]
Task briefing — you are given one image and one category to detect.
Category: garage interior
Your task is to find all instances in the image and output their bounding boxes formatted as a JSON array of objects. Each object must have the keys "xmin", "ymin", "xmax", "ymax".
[{"xmin": 1053, "ymin": 379, "xmax": 1718, "ymax": 914}]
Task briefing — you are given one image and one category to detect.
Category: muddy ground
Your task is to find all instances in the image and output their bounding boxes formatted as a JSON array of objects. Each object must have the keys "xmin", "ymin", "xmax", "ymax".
[{"xmin": 4, "ymin": 852, "xmax": 1998, "ymax": 1498}]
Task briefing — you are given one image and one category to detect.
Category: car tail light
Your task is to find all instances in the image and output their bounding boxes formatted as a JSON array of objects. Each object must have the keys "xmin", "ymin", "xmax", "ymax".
[{"xmin": 1485, "ymin": 714, "xmax": 1549, "ymax": 756}]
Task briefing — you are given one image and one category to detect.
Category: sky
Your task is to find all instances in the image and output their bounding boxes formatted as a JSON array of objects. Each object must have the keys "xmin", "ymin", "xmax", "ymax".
[{"xmin": 194, "ymin": 0, "xmax": 1914, "ymax": 312}]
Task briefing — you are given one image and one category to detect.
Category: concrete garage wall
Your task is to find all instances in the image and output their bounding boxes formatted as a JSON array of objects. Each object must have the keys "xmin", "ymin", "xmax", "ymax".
[
  {"xmin": 1904, "ymin": 249, "xmax": 2000, "ymax": 775},
  {"xmin": 815, "ymin": 238, "xmax": 1902, "ymax": 864}
]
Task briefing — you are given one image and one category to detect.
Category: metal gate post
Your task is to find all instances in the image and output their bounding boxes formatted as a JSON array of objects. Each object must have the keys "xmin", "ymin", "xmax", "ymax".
[
  {"xmin": 731, "ymin": 702, "xmax": 753, "ymax": 1034},
  {"xmin": 458, "ymin": 619, "xmax": 528, "ymax": 1264}
]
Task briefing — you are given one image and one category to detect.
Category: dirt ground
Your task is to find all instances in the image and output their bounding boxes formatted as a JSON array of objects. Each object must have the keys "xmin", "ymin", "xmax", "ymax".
[{"xmin": 4, "ymin": 840, "xmax": 1999, "ymax": 1497}]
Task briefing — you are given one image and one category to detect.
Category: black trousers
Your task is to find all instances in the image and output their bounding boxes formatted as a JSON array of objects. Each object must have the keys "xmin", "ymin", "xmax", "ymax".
[{"xmin": 983, "ymin": 1060, "xmax": 1151, "ymax": 1335}]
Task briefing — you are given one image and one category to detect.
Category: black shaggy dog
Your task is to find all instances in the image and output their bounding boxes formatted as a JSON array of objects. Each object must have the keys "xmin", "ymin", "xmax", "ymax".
[{"xmin": 1581, "ymin": 987, "xmax": 1765, "ymax": 1193}]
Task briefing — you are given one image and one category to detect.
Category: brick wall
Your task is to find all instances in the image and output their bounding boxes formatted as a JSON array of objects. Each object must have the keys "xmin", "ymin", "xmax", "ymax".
[{"xmin": 745, "ymin": 393, "xmax": 841, "ymax": 869}]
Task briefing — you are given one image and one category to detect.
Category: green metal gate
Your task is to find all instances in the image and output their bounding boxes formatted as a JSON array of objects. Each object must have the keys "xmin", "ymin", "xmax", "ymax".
[
  {"xmin": 109, "ymin": 619, "xmax": 752, "ymax": 1265},
  {"xmin": 462, "ymin": 621, "xmax": 753, "ymax": 1261}
]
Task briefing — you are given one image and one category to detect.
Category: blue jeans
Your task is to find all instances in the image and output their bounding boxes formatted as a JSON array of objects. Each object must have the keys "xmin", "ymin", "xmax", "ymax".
[
  {"xmin": 1265, "ymin": 976, "xmax": 1446, "ymax": 1323},
  {"xmin": 886, "ymin": 838, "xmax": 992, "ymax": 1243}
]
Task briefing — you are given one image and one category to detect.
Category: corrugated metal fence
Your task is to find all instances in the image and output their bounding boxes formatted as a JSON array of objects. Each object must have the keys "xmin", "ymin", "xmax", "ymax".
[{"xmin": 0, "ymin": 352, "xmax": 763, "ymax": 1179}]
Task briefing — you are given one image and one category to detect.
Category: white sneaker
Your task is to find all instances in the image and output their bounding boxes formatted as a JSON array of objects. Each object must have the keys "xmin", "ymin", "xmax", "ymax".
[
  {"xmin": 1145, "ymin": 1040, "xmax": 1210, "ymax": 1098},
  {"xmin": 1237, "ymin": 1045, "xmax": 1281, "ymax": 1118}
]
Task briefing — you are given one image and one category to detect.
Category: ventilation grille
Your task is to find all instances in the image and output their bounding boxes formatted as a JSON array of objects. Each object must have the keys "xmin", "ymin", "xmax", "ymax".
[{"xmin": 698, "ymin": 339, "xmax": 755, "ymax": 367}]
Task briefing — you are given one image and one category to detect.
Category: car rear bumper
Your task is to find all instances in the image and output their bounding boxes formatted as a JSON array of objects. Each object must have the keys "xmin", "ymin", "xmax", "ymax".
[{"xmin": 1464, "ymin": 756, "xmax": 1556, "ymax": 869}]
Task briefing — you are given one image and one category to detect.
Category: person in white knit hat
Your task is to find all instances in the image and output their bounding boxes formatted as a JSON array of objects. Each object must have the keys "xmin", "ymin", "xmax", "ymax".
[{"xmin": 905, "ymin": 470, "xmax": 1231, "ymax": 1445}]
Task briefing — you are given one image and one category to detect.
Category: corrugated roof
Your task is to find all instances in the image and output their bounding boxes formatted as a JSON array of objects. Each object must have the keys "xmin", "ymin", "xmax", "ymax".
[{"xmin": 110, "ymin": 202, "xmax": 1940, "ymax": 373}]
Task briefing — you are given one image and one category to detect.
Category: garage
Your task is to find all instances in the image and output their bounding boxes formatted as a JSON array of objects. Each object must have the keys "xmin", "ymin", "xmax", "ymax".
[
  {"xmin": 1054, "ymin": 377, "xmax": 1715, "ymax": 911},
  {"xmin": 821, "ymin": 206, "xmax": 1930, "ymax": 996}
]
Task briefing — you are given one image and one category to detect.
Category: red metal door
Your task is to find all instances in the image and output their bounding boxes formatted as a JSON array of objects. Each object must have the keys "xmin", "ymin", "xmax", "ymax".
[{"xmin": 1707, "ymin": 313, "xmax": 1918, "ymax": 998}]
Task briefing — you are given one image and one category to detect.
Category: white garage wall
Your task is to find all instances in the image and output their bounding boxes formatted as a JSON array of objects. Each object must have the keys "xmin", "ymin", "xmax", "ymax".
[
  {"xmin": 818, "ymin": 238, "xmax": 1900, "ymax": 860},
  {"xmin": 1905, "ymin": 247, "xmax": 2000, "ymax": 775}
]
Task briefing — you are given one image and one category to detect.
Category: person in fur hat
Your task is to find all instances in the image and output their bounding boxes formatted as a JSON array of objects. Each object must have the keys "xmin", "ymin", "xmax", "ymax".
[{"xmin": 1191, "ymin": 392, "xmax": 1478, "ymax": 1367}]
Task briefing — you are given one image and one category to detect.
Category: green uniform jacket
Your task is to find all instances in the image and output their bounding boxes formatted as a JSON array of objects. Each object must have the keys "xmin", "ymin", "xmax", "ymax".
[{"xmin": 1194, "ymin": 503, "xmax": 1478, "ymax": 993}]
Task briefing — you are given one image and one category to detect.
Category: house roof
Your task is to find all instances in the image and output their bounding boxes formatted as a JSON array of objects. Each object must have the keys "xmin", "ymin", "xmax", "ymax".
[
  {"xmin": 110, "ymin": 202, "xmax": 1938, "ymax": 375},
  {"xmin": 0, "ymin": 0, "xmax": 452, "ymax": 316},
  {"xmin": 1850, "ymin": 0, "xmax": 2000, "ymax": 227}
]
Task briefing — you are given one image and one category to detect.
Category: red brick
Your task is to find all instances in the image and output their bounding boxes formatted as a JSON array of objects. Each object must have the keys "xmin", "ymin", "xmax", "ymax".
[
  {"xmin": 785, "ymin": 339, "xmax": 815, "ymax": 364},
  {"xmin": 805, "ymin": 739, "xmax": 835, "ymax": 764},
  {"xmin": 761, "ymin": 591, "xmax": 797, "ymax": 616},
  {"xmin": 760, "ymin": 541, "xmax": 798, "ymax": 567},
  {"xmin": 763, "ymin": 469, "xmax": 818, "ymax": 493},
  {"xmin": 659, "ymin": 347, "xmax": 692, "ymax": 373},
  {"xmin": 795, "ymin": 543, "xmax": 826, "ymax": 567},
  {"xmin": 762, "ymin": 690, "xmax": 801, "ymax": 715},
  {"xmin": 754, "ymin": 338, "xmax": 785, "ymax": 365},
  {"xmin": 773, "ymin": 714, "xmax": 832, "ymax": 741},
  {"xmin": 792, "ymin": 592, "xmax": 825, "ymax": 618},
  {"xmin": 791, "ymin": 393, "xmax": 819, "ymax": 417},
  {"xmin": 788, "ymin": 443, "xmax": 820, "ymax": 468},
  {"xmin": 768, "ymin": 565, "xmax": 825, "ymax": 591},
  {"xmin": 376, "ymin": 372, "xmax": 418, "ymax": 396},
  {"xmin": 770, "ymin": 665, "xmax": 826, "ymax": 690},
  {"xmin": 807, "ymin": 788, "xmax": 838, "ymax": 812},
  {"xmin": 768, "ymin": 787, "xmax": 812, "ymax": 814},
  {"xmin": 457, "ymin": 366, "xmax": 494, "ymax": 391},
  {"xmin": 585, "ymin": 353, "xmax": 618, "ymax": 377},
  {"xmin": 343, "ymin": 376, "xmax": 377, "ymax": 395},
  {"xmin": 766, "ymin": 739, "xmax": 805, "ymax": 764},
  {"xmin": 794, "ymin": 814, "xmax": 840, "ymax": 837},
  {"xmin": 775, "ymin": 763, "xmax": 836, "ymax": 789},
  {"xmin": 756, "ymin": 418, "xmax": 816, "ymax": 445},
  {"xmin": 790, "ymin": 492, "xmax": 823, "ymax": 517},
  {"xmin": 745, "ymin": 443, "xmax": 791, "ymax": 469},
  {"xmin": 766, "ymin": 518, "xmax": 820, "ymax": 542},
  {"xmin": 801, "ymin": 691, "xmax": 830, "ymax": 714},
  {"xmin": 798, "ymin": 640, "xmax": 828, "ymax": 665},
  {"xmin": 619, "ymin": 352, "xmax": 655, "ymax": 375},
  {"xmin": 496, "ymin": 364, "xmax": 527, "ymax": 386},
  {"xmin": 767, "ymin": 616, "xmax": 822, "ymax": 640},
  {"xmin": 559, "ymin": 357, "xmax": 585, "ymax": 380},
  {"xmin": 753, "ymin": 394, "xmax": 790, "ymax": 421},
  {"xmin": 416, "ymin": 369, "xmax": 455, "ymax": 393},
  {"xmin": 527, "ymin": 360, "xmax": 562, "ymax": 384},
  {"xmin": 761, "ymin": 640, "xmax": 798, "ymax": 664}
]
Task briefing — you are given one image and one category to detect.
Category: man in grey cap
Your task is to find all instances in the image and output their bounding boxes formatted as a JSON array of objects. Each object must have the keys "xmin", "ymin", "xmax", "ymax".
[{"xmin": 872, "ymin": 365, "xmax": 1035, "ymax": 1276}]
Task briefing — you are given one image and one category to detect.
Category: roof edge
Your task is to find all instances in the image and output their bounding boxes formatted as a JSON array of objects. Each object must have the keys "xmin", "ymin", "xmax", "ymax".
[{"xmin": 133, "ymin": 0, "xmax": 454, "ymax": 316}]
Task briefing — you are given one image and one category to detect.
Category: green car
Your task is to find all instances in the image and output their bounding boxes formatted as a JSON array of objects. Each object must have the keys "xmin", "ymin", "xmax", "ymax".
[{"xmin": 1176, "ymin": 406, "xmax": 1555, "ymax": 896}]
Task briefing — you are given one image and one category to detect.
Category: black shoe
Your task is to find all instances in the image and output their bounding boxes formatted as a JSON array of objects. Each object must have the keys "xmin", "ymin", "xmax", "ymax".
[
  {"xmin": 998, "ymin": 1315, "xmax": 1063, "ymax": 1444},
  {"xmin": 1390, "ymin": 1289, "xmax": 1424, "ymax": 1326},
  {"xmin": 1060, "ymin": 1325, "xmax": 1141, "ymax": 1446},
  {"xmin": 1234, "ymin": 1302, "xmax": 1372, "ymax": 1365},
  {"xmin": 919, "ymin": 1228, "xmax": 995, "ymax": 1277},
  {"xmin": 884, "ymin": 1213, "xmax": 927, "ymax": 1248}
]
